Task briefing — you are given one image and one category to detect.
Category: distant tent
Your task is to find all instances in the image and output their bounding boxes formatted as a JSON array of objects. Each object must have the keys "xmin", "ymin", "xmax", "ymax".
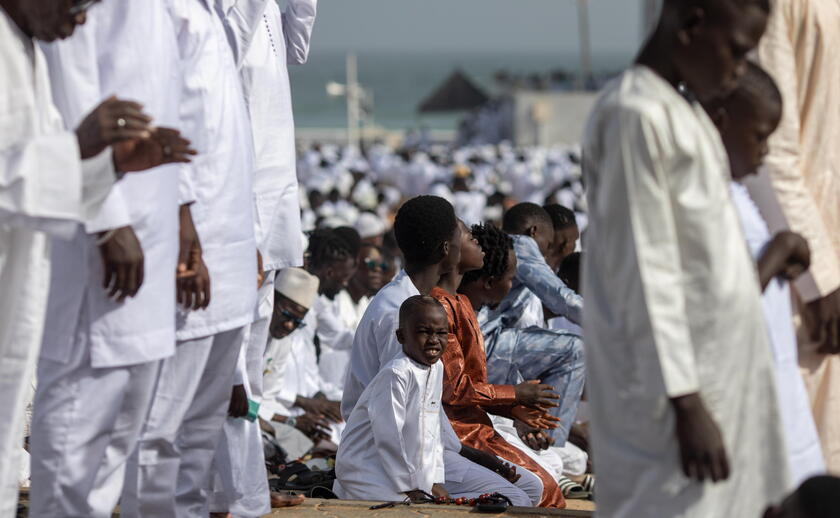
[{"xmin": 418, "ymin": 69, "xmax": 490, "ymax": 113}]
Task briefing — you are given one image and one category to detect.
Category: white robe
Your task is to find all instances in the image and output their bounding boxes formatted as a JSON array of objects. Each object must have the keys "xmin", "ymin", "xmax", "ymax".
[
  {"xmin": 314, "ymin": 292, "xmax": 360, "ymax": 397},
  {"xmin": 341, "ymin": 270, "xmax": 419, "ymax": 418},
  {"xmin": 218, "ymin": 0, "xmax": 316, "ymax": 271},
  {"xmin": 260, "ymin": 311, "xmax": 343, "ymax": 443},
  {"xmin": 334, "ymin": 353, "xmax": 446, "ymax": 501},
  {"xmin": 173, "ymin": 0, "xmax": 257, "ymax": 342},
  {"xmin": 730, "ymin": 182, "xmax": 825, "ymax": 486},
  {"xmin": 0, "ymin": 11, "xmax": 114, "ymax": 517},
  {"xmin": 581, "ymin": 65, "xmax": 788, "ymax": 517}
]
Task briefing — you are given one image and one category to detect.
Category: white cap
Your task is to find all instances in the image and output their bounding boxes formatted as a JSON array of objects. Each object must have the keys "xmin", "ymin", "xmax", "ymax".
[
  {"xmin": 274, "ymin": 268, "xmax": 319, "ymax": 309},
  {"xmin": 355, "ymin": 212, "xmax": 386, "ymax": 239}
]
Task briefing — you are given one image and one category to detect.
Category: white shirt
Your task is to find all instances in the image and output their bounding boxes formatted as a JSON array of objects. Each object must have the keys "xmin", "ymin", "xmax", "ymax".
[
  {"xmin": 171, "ymin": 0, "xmax": 257, "ymax": 340},
  {"xmin": 317, "ymin": 291, "xmax": 366, "ymax": 395},
  {"xmin": 39, "ymin": 0, "xmax": 180, "ymax": 367},
  {"xmin": 218, "ymin": 0, "xmax": 316, "ymax": 271},
  {"xmin": 341, "ymin": 270, "xmax": 419, "ymax": 419},
  {"xmin": 335, "ymin": 353, "xmax": 445, "ymax": 501},
  {"xmin": 582, "ymin": 65, "xmax": 788, "ymax": 518}
]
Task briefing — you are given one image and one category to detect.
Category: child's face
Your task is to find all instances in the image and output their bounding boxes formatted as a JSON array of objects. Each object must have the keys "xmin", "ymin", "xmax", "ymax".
[
  {"xmin": 720, "ymin": 98, "xmax": 781, "ymax": 180},
  {"xmin": 398, "ymin": 305, "xmax": 449, "ymax": 366},
  {"xmin": 458, "ymin": 221, "xmax": 485, "ymax": 273},
  {"xmin": 677, "ymin": 5, "xmax": 768, "ymax": 102}
]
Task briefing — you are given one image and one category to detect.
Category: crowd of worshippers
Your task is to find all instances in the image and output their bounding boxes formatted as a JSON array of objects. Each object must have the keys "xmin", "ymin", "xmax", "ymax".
[{"xmin": 4, "ymin": 1, "xmax": 840, "ymax": 518}]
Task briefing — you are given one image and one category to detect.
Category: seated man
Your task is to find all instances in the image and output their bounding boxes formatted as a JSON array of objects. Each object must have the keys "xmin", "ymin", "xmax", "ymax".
[
  {"xmin": 306, "ymin": 228, "xmax": 360, "ymax": 400},
  {"xmin": 335, "ymin": 296, "xmax": 533, "ymax": 506},
  {"xmin": 261, "ymin": 268, "xmax": 343, "ymax": 458},
  {"xmin": 764, "ymin": 475, "xmax": 840, "ymax": 518},
  {"xmin": 479, "ymin": 203, "xmax": 585, "ymax": 442},
  {"xmin": 543, "ymin": 204, "xmax": 580, "ymax": 272}
]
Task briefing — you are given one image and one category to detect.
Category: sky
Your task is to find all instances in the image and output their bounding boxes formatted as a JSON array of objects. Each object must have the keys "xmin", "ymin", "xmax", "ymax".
[{"xmin": 307, "ymin": 0, "xmax": 649, "ymax": 56}]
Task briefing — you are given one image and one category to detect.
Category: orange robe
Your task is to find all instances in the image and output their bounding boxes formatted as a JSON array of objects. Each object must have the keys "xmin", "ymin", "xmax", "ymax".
[{"xmin": 431, "ymin": 287, "xmax": 565, "ymax": 508}]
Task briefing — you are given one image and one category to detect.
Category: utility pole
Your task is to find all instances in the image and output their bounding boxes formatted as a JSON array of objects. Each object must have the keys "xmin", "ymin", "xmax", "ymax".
[
  {"xmin": 346, "ymin": 53, "xmax": 360, "ymax": 149},
  {"xmin": 576, "ymin": 0, "xmax": 593, "ymax": 90}
]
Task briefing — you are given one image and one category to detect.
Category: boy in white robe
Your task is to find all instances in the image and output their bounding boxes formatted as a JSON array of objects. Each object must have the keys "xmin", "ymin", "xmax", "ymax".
[
  {"xmin": 582, "ymin": 1, "xmax": 788, "ymax": 517},
  {"xmin": 704, "ymin": 62, "xmax": 825, "ymax": 486},
  {"xmin": 342, "ymin": 196, "xmax": 542, "ymax": 504},
  {"xmin": 336, "ymin": 295, "xmax": 530, "ymax": 505}
]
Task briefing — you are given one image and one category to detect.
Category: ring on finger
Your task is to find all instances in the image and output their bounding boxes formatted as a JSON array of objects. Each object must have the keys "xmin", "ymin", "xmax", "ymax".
[{"xmin": 117, "ymin": 117, "xmax": 127, "ymax": 128}]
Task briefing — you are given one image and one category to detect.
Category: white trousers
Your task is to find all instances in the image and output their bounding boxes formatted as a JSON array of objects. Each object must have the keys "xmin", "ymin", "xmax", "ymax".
[
  {"xmin": 208, "ymin": 275, "xmax": 274, "ymax": 517},
  {"xmin": 492, "ymin": 416, "xmax": 567, "ymax": 480},
  {"xmin": 442, "ymin": 450, "xmax": 541, "ymax": 507},
  {"xmin": 29, "ymin": 328, "xmax": 158, "ymax": 518},
  {"xmin": 120, "ymin": 327, "xmax": 244, "ymax": 518},
  {"xmin": 0, "ymin": 229, "xmax": 49, "ymax": 518}
]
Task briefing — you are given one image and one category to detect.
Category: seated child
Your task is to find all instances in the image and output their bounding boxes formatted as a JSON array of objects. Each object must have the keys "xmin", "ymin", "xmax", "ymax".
[
  {"xmin": 705, "ymin": 61, "xmax": 825, "ymax": 486},
  {"xmin": 337, "ymin": 296, "xmax": 507, "ymax": 502}
]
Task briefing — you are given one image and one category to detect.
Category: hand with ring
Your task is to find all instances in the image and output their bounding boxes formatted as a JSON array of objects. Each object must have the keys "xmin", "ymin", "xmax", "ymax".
[
  {"xmin": 75, "ymin": 95, "xmax": 154, "ymax": 160},
  {"xmin": 113, "ymin": 127, "xmax": 197, "ymax": 174}
]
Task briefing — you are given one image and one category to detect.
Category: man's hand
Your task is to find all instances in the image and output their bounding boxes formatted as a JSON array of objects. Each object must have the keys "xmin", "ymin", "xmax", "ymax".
[
  {"xmin": 671, "ymin": 393, "xmax": 730, "ymax": 483},
  {"xmin": 778, "ymin": 232, "xmax": 810, "ymax": 281},
  {"xmin": 808, "ymin": 288, "xmax": 840, "ymax": 355},
  {"xmin": 113, "ymin": 127, "xmax": 196, "ymax": 173},
  {"xmin": 176, "ymin": 204, "xmax": 210, "ymax": 310},
  {"xmin": 228, "ymin": 384, "xmax": 249, "ymax": 418},
  {"xmin": 460, "ymin": 445, "xmax": 521, "ymax": 484},
  {"xmin": 514, "ymin": 379, "xmax": 560, "ymax": 409},
  {"xmin": 514, "ymin": 420, "xmax": 555, "ymax": 451},
  {"xmin": 568, "ymin": 422, "xmax": 590, "ymax": 453},
  {"xmin": 256, "ymin": 249, "xmax": 265, "ymax": 288},
  {"xmin": 509, "ymin": 405, "xmax": 560, "ymax": 430},
  {"xmin": 294, "ymin": 413, "xmax": 331, "ymax": 442},
  {"xmin": 294, "ymin": 396, "xmax": 343, "ymax": 423},
  {"xmin": 98, "ymin": 226, "xmax": 144, "ymax": 301},
  {"xmin": 76, "ymin": 96, "xmax": 153, "ymax": 160},
  {"xmin": 404, "ymin": 490, "xmax": 431, "ymax": 503}
]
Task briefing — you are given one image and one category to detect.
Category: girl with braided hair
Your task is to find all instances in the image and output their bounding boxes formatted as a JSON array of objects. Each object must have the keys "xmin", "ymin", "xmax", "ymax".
[{"xmin": 431, "ymin": 221, "xmax": 567, "ymax": 507}]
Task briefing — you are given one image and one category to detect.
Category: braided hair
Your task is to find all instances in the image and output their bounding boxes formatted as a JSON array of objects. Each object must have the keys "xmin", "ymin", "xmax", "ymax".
[
  {"xmin": 307, "ymin": 228, "xmax": 356, "ymax": 270},
  {"xmin": 394, "ymin": 195, "xmax": 457, "ymax": 265},
  {"xmin": 462, "ymin": 223, "xmax": 513, "ymax": 286}
]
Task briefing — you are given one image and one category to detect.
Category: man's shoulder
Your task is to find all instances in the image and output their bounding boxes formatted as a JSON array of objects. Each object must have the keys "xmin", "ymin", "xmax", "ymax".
[{"xmin": 590, "ymin": 67, "xmax": 676, "ymax": 127}]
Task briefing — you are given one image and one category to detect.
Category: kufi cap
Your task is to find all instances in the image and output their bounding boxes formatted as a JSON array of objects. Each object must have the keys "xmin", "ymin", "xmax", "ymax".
[
  {"xmin": 274, "ymin": 268, "xmax": 319, "ymax": 309},
  {"xmin": 355, "ymin": 212, "xmax": 386, "ymax": 239}
]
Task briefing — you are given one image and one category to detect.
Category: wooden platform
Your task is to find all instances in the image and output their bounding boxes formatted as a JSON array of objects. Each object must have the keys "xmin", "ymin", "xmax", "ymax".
[
  {"xmin": 263, "ymin": 498, "xmax": 595, "ymax": 517},
  {"xmin": 16, "ymin": 492, "xmax": 595, "ymax": 517}
]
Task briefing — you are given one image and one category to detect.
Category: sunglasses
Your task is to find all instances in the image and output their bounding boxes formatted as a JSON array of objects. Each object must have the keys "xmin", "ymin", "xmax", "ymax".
[
  {"xmin": 69, "ymin": 0, "xmax": 98, "ymax": 15},
  {"xmin": 279, "ymin": 309, "xmax": 306, "ymax": 329},
  {"xmin": 364, "ymin": 259, "xmax": 389, "ymax": 271}
]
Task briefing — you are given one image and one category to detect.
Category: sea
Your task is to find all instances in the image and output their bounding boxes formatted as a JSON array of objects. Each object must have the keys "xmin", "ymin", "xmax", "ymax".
[{"xmin": 288, "ymin": 49, "xmax": 634, "ymax": 131}]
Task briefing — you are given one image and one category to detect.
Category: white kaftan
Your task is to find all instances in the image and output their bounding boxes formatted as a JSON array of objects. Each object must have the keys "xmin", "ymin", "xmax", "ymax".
[
  {"xmin": 335, "ymin": 353, "xmax": 446, "ymax": 501},
  {"xmin": 31, "ymin": 2, "xmax": 183, "ymax": 515},
  {"xmin": 730, "ymin": 182, "xmax": 825, "ymax": 486},
  {"xmin": 0, "ymin": 10, "xmax": 114, "ymax": 517},
  {"xmin": 219, "ymin": 0, "xmax": 316, "ymax": 271},
  {"xmin": 581, "ymin": 65, "xmax": 788, "ymax": 518},
  {"xmin": 121, "ymin": 1, "xmax": 256, "ymax": 516},
  {"xmin": 319, "ymin": 290, "xmax": 368, "ymax": 392}
]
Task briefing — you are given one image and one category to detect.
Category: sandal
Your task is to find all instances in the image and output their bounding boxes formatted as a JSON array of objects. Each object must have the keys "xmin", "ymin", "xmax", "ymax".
[
  {"xmin": 581, "ymin": 474, "xmax": 595, "ymax": 500},
  {"xmin": 269, "ymin": 461, "xmax": 336, "ymax": 496},
  {"xmin": 558, "ymin": 475, "xmax": 591, "ymax": 500}
]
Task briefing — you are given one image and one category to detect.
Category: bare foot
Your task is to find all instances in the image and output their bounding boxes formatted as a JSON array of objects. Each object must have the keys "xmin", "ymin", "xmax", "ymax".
[{"xmin": 271, "ymin": 491, "xmax": 305, "ymax": 508}]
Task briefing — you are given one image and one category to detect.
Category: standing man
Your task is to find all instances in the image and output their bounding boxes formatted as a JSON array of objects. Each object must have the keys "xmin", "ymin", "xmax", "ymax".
[
  {"xmin": 754, "ymin": 0, "xmax": 840, "ymax": 473},
  {"xmin": 119, "ymin": 0, "xmax": 258, "ymax": 516},
  {"xmin": 30, "ymin": 1, "xmax": 196, "ymax": 516},
  {"xmin": 210, "ymin": 0, "xmax": 316, "ymax": 515},
  {"xmin": 582, "ymin": 0, "xmax": 788, "ymax": 517},
  {"xmin": 0, "ymin": 1, "xmax": 182, "ymax": 516}
]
